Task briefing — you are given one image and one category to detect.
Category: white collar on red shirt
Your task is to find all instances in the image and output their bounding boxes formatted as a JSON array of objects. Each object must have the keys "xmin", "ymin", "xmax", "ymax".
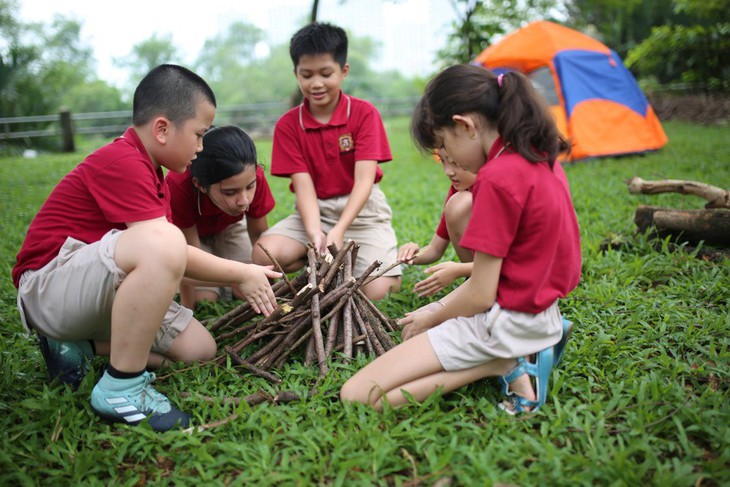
[{"xmin": 298, "ymin": 92, "xmax": 351, "ymax": 130}]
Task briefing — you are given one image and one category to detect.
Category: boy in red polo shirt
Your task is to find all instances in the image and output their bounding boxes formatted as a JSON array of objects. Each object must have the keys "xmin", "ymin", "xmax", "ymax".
[
  {"xmin": 252, "ymin": 22, "xmax": 402, "ymax": 300},
  {"xmin": 12, "ymin": 65, "xmax": 280, "ymax": 432}
]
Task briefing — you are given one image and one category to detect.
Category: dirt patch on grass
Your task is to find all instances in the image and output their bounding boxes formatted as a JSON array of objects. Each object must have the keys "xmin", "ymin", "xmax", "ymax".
[{"xmin": 647, "ymin": 93, "xmax": 730, "ymax": 125}]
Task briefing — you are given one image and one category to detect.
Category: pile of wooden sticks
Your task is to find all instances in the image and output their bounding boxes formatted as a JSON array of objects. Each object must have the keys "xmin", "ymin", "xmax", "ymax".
[{"xmin": 209, "ymin": 241, "xmax": 400, "ymax": 379}]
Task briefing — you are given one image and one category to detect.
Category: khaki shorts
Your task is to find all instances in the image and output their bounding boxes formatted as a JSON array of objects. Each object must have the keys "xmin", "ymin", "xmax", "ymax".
[
  {"xmin": 427, "ymin": 302, "xmax": 563, "ymax": 371},
  {"xmin": 16, "ymin": 229, "xmax": 193, "ymax": 354},
  {"xmin": 263, "ymin": 185, "xmax": 401, "ymax": 278},
  {"xmin": 198, "ymin": 220, "xmax": 252, "ymax": 300}
]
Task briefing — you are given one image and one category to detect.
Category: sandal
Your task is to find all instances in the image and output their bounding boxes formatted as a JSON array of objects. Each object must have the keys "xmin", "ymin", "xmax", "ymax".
[
  {"xmin": 497, "ymin": 345, "xmax": 554, "ymax": 415},
  {"xmin": 553, "ymin": 316, "xmax": 574, "ymax": 366}
]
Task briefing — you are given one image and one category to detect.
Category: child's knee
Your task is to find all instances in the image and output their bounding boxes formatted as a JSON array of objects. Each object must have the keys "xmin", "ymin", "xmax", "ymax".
[
  {"xmin": 362, "ymin": 276, "xmax": 401, "ymax": 301},
  {"xmin": 250, "ymin": 241, "xmax": 269, "ymax": 266},
  {"xmin": 118, "ymin": 222, "xmax": 187, "ymax": 274},
  {"xmin": 167, "ymin": 320, "xmax": 217, "ymax": 363},
  {"xmin": 443, "ymin": 190, "xmax": 473, "ymax": 223}
]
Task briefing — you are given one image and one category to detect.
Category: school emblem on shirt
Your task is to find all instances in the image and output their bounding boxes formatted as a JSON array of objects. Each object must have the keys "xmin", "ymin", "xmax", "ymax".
[{"xmin": 339, "ymin": 133, "xmax": 354, "ymax": 153}]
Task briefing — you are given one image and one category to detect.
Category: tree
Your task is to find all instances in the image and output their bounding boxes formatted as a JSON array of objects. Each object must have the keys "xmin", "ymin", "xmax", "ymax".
[
  {"xmin": 115, "ymin": 33, "xmax": 181, "ymax": 87},
  {"xmin": 437, "ymin": 0, "xmax": 563, "ymax": 66},
  {"xmin": 0, "ymin": 0, "xmax": 121, "ymax": 118},
  {"xmin": 195, "ymin": 22, "xmax": 264, "ymax": 83},
  {"xmin": 624, "ymin": 0, "xmax": 729, "ymax": 92},
  {"xmin": 565, "ymin": 0, "xmax": 681, "ymax": 58}
]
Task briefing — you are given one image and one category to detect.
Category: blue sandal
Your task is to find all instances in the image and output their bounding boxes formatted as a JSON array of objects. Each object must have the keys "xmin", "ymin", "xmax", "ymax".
[
  {"xmin": 554, "ymin": 316, "xmax": 574, "ymax": 366},
  {"xmin": 498, "ymin": 346, "xmax": 554, "ymax": 414}
]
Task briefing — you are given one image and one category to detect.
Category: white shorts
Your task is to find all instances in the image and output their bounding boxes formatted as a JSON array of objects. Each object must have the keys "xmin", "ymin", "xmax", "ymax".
[
  {"xmin": 16, "ymin": 229, "xmax": 193, "ymax": 354},
  {"xmin": 427, "ymin": 302, "xmax": 563, "ymax": 371},
  {"xmin": 263, "ymin": 185, "xmax": 401, "ymax": 278}
]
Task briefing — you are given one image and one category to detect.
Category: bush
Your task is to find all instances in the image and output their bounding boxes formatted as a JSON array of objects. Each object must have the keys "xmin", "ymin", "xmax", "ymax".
[{"xmin": 626, "ymin": 23, "xmax": 730, "ymax": 93}]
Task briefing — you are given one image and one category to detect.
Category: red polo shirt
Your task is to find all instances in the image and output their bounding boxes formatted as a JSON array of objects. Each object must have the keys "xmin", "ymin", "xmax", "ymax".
[
  {"xmin": 167, "ymin": 165, "xmax": 275, "ymax": 238},
  {"xmin": 435, "ymin": 185, "xmax": 458, "ymax": 240},
  {"xmin": 271, "ymin": 93, "xmax": 392, "ymax": 199},
  {"xmin": 460, "ymin": 137, "xmax": 582, "ymax": 314},
  {"xmin": 13, "ymin": 127, "xmax": 170, "ymax": 287}
]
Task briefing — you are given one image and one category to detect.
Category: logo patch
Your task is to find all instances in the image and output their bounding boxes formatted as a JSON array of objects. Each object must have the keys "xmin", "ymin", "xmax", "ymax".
[{"xmin": 339, "ymin": 133, "xmax": 354, "ymax": 153}]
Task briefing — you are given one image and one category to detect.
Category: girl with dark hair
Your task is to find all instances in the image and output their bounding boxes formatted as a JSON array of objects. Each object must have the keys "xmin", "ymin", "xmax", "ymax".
[
  {"xmin": 167, "ymin": 125, "xmax": 276, "ymax": 308},
  {"xmin": 341, "ymin": 65, "xmax": 581, "ymax": 414},
  {"xmin": 397, "ymin": 148, "xmax": 477, "ymax": 297}
]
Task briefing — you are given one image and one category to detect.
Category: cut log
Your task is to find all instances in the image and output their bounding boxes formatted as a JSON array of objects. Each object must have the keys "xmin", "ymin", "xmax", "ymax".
[
  {"xmin": 627, "ymin": 177, "xmax": 730, "ymax": 209},
  {"xmin": 634, "ymin": 205, "xmax": 730, "ymax": 246}
]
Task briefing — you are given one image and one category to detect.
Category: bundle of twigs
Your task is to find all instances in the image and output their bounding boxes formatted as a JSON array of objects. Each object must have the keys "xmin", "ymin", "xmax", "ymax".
[{"xmin": 209, "ymin": 241, "xmax": 400, "ymax": 379}]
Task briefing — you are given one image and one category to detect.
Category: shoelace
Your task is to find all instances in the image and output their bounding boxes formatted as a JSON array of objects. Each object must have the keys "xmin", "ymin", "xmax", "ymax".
[{"xmin": 139, "ymin": 373, "xmax": 172, "ymax": 413}]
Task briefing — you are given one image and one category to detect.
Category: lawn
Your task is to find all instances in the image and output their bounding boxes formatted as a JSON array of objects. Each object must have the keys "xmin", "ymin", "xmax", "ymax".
[{"xmin": 0, "ymin": 119, "xmax": 728, "ymax": 486}]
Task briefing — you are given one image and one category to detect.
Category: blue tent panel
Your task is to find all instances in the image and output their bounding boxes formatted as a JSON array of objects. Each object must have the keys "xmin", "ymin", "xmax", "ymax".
[{"xmin": 554, "ymin": 50, "xmax": 649, "ymax": 118}]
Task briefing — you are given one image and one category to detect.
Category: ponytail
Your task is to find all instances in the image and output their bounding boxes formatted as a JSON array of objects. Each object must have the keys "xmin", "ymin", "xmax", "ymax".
[
  {"xmin": 497, "ymin": 71, "xmax": 570, "ymax": 166},
  {"xmin": 411, "ymin": 64, "xmax": 570, "ymax": 166}
]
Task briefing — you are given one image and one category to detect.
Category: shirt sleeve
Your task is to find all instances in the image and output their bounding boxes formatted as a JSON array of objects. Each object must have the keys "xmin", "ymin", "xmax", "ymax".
[
  {"xmin": 167, "ymin": 173, "xmax": 197, "ymax": 228},
  {"xmin": 460, "ymin": 178, "xmax": 522, "ymax": 258},
  {"xmin": 353, "ymin": 104, "xmax": 392, "ymax": 163},
  {"xmin": 247, "ymin": 166, "xmax": 276, "ymax": 219},
  {"xmin": 435, "ymin": 185, "xmax": 457, "ymax": 240},
  {"xmin": 271, "ymin": 113, "xmax": 310, "ymax": 177},
  {"xmin": 90, "ymin": 154, "xmax": 168, "ymax": 223}
]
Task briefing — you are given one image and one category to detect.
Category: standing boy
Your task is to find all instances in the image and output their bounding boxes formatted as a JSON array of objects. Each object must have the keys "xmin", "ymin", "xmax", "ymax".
[
  {"xmin": 252, "ymin": 22, "xmax": 401, "ymax": 300},
  {"xmin": 12, "ymin": 64, "xmax": 280, "ymax": 432}
]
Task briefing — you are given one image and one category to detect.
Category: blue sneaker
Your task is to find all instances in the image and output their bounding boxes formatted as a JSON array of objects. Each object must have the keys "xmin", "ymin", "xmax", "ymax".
[
  {"xmin": 90, "ymin": 371, "xmax": 191, "ymax": 432},
  {"xmin": 37, "ymin": 335, "xmax": 94, "ymax": 389}
]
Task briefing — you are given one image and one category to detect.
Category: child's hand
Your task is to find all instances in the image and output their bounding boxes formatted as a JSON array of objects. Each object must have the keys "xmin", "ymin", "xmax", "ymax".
[
  {"xmin": 397, "ymin": 242, "xmax": 421, "ymax": 264},
  {"xmin": 235, "ymin": 264, "xmax": 281, "ymax": 316},
  {"xmin": 309, "ymin": 231, "xmax": 328, "ymax": 255},
  {"xmin": 398, "ymin": 302, "xmax": 442, "ymax": 340},
  {"xmin": 398, "ymin": 306, "xmax": 439, "ymax": 341},
  {"xmin": 326, "ymin": 227, "xmax": 345, "ymax": 253},
  {"xmin": 414, "ymin": 262, "xmax": 460, "ymax": 297}
]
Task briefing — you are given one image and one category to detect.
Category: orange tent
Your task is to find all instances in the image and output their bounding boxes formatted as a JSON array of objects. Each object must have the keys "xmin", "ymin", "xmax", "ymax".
[{"xmin": 473, "ymin": 21, "xmax": 668, "ymax": 161}]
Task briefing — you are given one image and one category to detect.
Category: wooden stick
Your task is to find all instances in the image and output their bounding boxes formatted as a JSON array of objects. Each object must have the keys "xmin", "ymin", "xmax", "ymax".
[
  {"xmin": 362, "ymin": 259, "xmax": 399, "ymax": 286},
  {"xmin": 320, "ymin": 240, "xmax": 355, "ymax": 291},
  {"xmin": 634, "ymin": 205, "xmax": 730, "ymax": 246},
  {"xmin": 307, "ymin": 247, "xmax": 328, "ymax": 376},
  {"xmin": 355, "ymin": 289, "xmax": 398, "ymax": 332},
  {"xmin": 180, "ymin": 390, "xmax": 300, "ymax": 407},
  {"xmin": 627, "ymin": 177, "xmax": 730, "ymax": 209},
  {"xmin": 181, "ymin": 391, "xmax": 300, "ymax": 434},
  {"xmin": 342, "ymin": 248, "xmax": 354, "ymax": 359},
  {"xmin": 214, "ymin": 320, "xmax": 257, "ymax": 342},
  {"xmin": 333, "ymin": 333, "xmax": 367, "ymax": 353},
  {"xmin": 224, "ymin": 346, "xmax": 281, "ymax": 383},
  {"xmin": 257, "ymin": 243, "xmax": 297, "ymax": 295},
  {"xmin": 271, "ymin": 323, "xmax": 314, "ymax": 370},
  {"xmin": 351, "ymin": 299, "xmax": 386, "ymax": 355},
  {"xmin": 324, "ymin": 305, "xmax": 340, "ymax": 358},
  {"xmin": 358, "ymin": 300, "xmax": 396, "ymax": 350}
]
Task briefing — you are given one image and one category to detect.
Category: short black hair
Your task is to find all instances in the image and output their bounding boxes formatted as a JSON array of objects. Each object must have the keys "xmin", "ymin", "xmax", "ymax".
[
  {"xmin": 132, "ymin": 64, "xmax": 216, "ymax": 127},
  {"xmin": 289, "ymin": 22, "xmax": 348, "ymax": 69}
]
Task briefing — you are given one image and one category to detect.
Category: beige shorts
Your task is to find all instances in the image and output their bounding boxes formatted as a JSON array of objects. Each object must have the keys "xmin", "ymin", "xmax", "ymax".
[
  {"xmin": 427, "ymin": 302, "xmax": 563, "ymax": 371},
  {"xmin": 263, "ymin": 185, "xmax": 401, "ymax": 278},
  {"xmin": 198, "ymin": 220, "xmax": 252, "ymax": 300},
  {"xmin": 16, "ymin": 229, "xmax": 193, "ymax": 354}
]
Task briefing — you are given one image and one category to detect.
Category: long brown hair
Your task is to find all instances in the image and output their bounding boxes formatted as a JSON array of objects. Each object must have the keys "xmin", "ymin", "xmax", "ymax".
[{"xmin": 411, "ymin": 64, "xmax": 570, "ymax": 167}]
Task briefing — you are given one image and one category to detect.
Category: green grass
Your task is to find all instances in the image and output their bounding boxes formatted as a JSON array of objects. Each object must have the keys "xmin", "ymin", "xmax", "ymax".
[{"xmin": 1, "ymin": 120, "xmax": 728, "ymax": 486}]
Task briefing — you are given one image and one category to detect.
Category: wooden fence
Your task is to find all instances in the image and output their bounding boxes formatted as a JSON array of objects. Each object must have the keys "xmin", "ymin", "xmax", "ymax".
[{"xmin": 0, "ymin": 97, "xmax": 420, "ymax": 152}]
